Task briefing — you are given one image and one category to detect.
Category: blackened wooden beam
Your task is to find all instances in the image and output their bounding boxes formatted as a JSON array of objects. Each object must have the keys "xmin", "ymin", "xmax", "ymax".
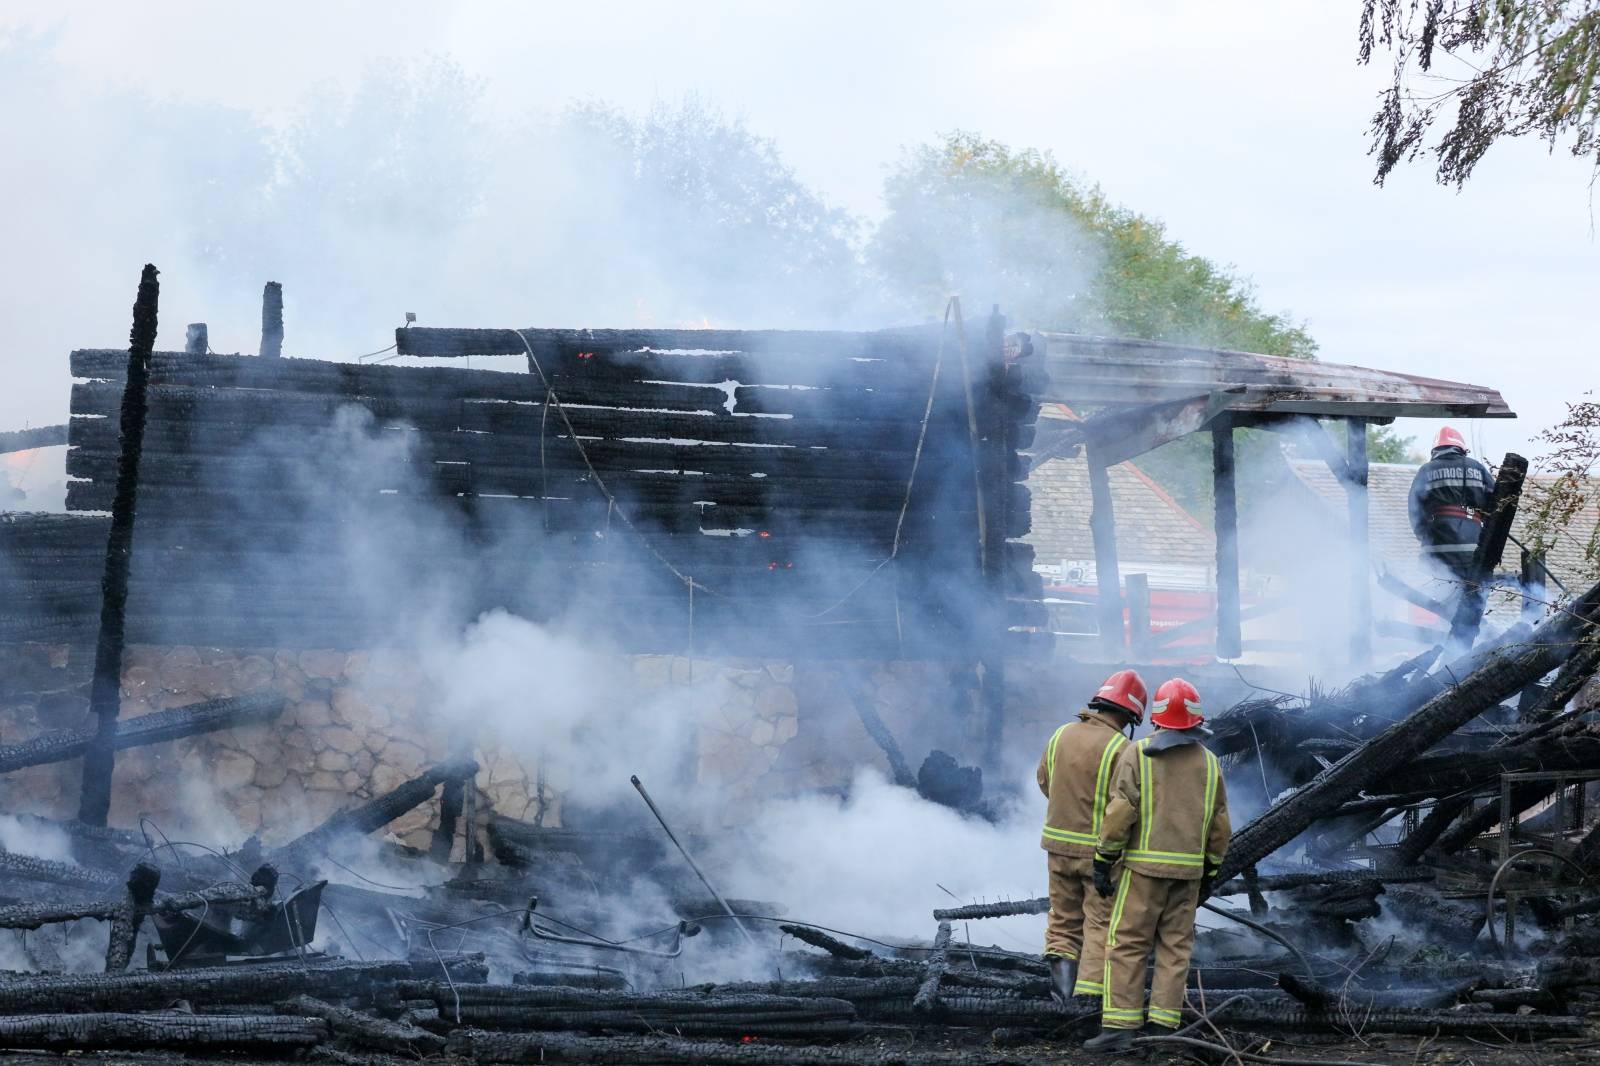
[
  {"xmin": 282, "ymin": 994, "xmax": 445, "ymax": 1054},
  {"xmin": 0, "ymin": 1013, "xmax": 327, "ymax": 1053},
  {"xmin": 274, "ymin": 756, "xmax": 479, "ymax": 865},
  {"xmin": 0, "ymin": 693, "xmax": 284, "ymax": 775},
  {"xmin": 1449, "ymin": 453, "xmax": 1528, "ymax": 648},
  {"xmin": 1072, "ymin": 390, "xmax": 1238, "ymax": 467},
  {"xmin": 259, "ymin": 281, "xmax": 283, "ymax": 358},
  {"xmin": 0, "ymin": 958, "xmax": 409, "ymax": 1013},
  {"xmin": 79, "ymin": 264, "xmax": 159, "ymax": 827},
  {"xmin": 1346, "ymin": 419, "xmax": 1371, "ymax": 665},
  {"xmin": 430, "ymin": 774, "xmax": 467, "ymax": 863},
  {"xmin": 1086, "ymin": 445, "xmax": 1123, "ymax": 657},
  {"xmin": 1212, "ymin": 416, "xmax": 1241, "ymax": 659},
  {"xmin": 395, "ymin": 324, "xmax": 941, "ymax": 361},
  {"xmin": 978, "ymin": 308, "xmax": 1009, "ymax": 770}
]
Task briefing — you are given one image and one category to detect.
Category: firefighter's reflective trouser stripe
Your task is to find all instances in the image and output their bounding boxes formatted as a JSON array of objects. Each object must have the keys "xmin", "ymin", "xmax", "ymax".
[
  {"xmin": 1101, "ymin": 868, "xmax": 1200, "ymax": 1030},
  {"xmin": 1041, "ymin": 726, "xmax": 1126, "ymax": 849},
  {"xmin": 1041, "ymin": 854, "xmax": 1111, "ymax": 995}
]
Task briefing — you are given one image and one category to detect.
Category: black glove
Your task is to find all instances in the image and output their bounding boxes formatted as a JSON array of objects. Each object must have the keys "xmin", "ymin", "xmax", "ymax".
[
  {"xmin": 1201, "ymin": 866, "xmax": 1220, "ymax": 899},
  {"xmin": 1093, "ymin": 857, "xmax": 1115, "ymax": 898}
]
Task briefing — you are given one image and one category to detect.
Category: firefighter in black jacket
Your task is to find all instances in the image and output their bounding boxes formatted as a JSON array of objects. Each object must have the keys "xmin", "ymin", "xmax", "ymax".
[{"xmin": 1407, "ymin": 426, "xmax": 1492, "ymax": 580}]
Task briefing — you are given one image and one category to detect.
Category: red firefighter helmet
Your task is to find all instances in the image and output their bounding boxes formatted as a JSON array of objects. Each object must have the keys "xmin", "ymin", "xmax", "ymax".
[
  {"xmin": 1433, "ymin": 426, "xmax": 1467, "ymax": 453},
  {"xmin": 1151, "ymin": 678, "xmax": 1205, "ymax": 730},
  {"xmin": 1090, "ymin": 669, "xmax": 1148, "ymax": 724}
]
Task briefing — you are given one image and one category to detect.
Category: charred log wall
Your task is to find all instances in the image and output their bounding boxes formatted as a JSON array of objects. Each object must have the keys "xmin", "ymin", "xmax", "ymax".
[{"xmin": 3, "ymin": 327, "xmax": 1042, "ymax": 660}]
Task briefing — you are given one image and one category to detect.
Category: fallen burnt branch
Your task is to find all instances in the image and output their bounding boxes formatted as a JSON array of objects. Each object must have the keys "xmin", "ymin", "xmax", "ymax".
[
  {"xmin": 0, "ymin": 959, "xmax": 412, "ymax": 1013},
  {"xmin": 0, "ymin": 875, "xmax": 264, "ymax": 931},
  {"xmin": 0, "ymin": 693, "xmax": 285, "ymax": 775},
  {"xmin": 410, "ymin": 983, "xmax": 860, "ymax": 1037},
  {"xmin": 0, "ymin": 1012, "xmax": 326, "ymax": 1052},
  {"xmin": 275, "ymin": 756, "xmax": 479, "ymax": 864},
  {"xmin": 1381, "ymin": 730, "xmax": 1600, "ymax": 796},
  {"xmin": 931, "ymin": 899, "xmax": 1049, "ymax": 921},
  {"xmin": 1204, "ymin": 1001, "xmax": 1584, "ymax": 1037},
  {"xmin": 911, "ymin": 921, "xmax": 952, "ymax": 1013},
  {"xmin": 449, "ymin": 1027, "xmax": 1059, "ymax": 1065},
  {"xmin": 1213, "ymin": 867, "xmax": 1434, "ymax": 895},
  {"xmin": 1213, "ymin": 583, "xmax": 1600, "ymax": 886},
  {"xmin": 781, "ymin": 924, "xmax": 873, "ymax": 960},
  {"xmin": 281, "ymin": 994, "xmax": 446, "ymax": 1054},
  {"xmin": 452, "ymin": 1006, "xmax": 860, "ymax": 1038},
  {"xmin": 0, "ymin": 847, "xmax": 120, "ymax": 891}
]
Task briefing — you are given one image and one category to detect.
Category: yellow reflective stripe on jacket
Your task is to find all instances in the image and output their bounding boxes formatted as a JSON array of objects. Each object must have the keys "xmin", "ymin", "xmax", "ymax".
[
  {"xmin": 1200, "ymin": 747, "xmax": 1220, "ymax": 858},
  {"xmin": 1042, "ymin": 827, "xmax": 1098, "ymax": 846},
  {"xmin": 1126, "ymin": 849, "xmax": 1205, "ymax": 866},
  {"xmin": 1093, "ymin": 733, "xmax": 1127, "ymax": 837},
  {"xmin": 1044, "ymin": 724, "xmax": 1067, "ymax": 787},
  {"xmin": 1137, "ymin": 738, "xmax": 1154, "ymax": 852}
]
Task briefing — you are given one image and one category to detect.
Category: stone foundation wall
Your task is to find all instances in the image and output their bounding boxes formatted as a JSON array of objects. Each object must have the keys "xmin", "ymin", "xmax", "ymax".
[{"xmin": 0, "ymin": 644, "xmax": 1015, "ymax": 848}]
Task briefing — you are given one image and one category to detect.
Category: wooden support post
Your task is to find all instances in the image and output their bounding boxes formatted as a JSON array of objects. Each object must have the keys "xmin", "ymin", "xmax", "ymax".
[
  {"xmin": 1449, "ymin": 453, "xmax": 1528, "ymax": 648},
  {"xmin": 183, "ymin": 323, "xmax": 207, "ymax": 356},
  {"xmin": 429, "ymin": 776, "xmax": 465, "ymax": 863},
  {"xmin": 1087, "ymin": 445, "xmax": 1123, "ymax": 658},
  {"xmin": 1346, "ymin": 419, "xmax": 1371, "ymax": 666},
  {"xmin": 104, "ymin": 862, "xmax": 159, "ymax": 972},
  {"xmin": 1212, "ymin": 418, "xmax": 1242, "ymax": 660},
  {"xmin": 977, "ymin": 307, "xmax": 1009, "ymax": 772},
  {"xmin": 79, "ymin": 264, "xmax": 159, "ymax": 827},
  {"xmin": 260, "ymin": 282, "xmax": 283, "ymax": 359},
  {"xmin": 1126, "ymin": 572, "xmax": 1152, "ymax": 660}
]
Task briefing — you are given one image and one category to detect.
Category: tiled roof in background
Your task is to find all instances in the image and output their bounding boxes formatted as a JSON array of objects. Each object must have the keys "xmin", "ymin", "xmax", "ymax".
[{"xmin": 1026, "ymin": 413, "xmax": 1214, "ymax": 574}]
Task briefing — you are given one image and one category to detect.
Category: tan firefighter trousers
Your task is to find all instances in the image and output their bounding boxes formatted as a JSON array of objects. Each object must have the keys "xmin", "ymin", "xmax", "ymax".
[
  {"xmin": 1102, "ymin": 868, "xmax": 1200, "ymax": 1030},
  {"xmin": 1043, "ymin": 854, "xmax": 1113, "ymax": 996}
]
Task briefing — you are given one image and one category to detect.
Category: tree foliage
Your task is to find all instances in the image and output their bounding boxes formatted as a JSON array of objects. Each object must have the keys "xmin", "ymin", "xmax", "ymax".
[
  {"xmin": 872, "ymin": 134, "xmax": 1316, "ymax": 358},
  {"xmin": 1359, "ymin": 0, "xmax": 1600, "ymax": 185},
  {"xmin": 1523, "ymin": 395, "xmax": 1600, "ymax": 586}
]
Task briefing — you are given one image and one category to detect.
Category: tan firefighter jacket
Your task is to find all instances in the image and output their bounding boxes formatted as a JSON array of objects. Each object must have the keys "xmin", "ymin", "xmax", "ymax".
[
  {"xmin": 1096, "ymin": 731, "xmax": 1230, "ymax": 880},
  {"xmin": 1037, "ymin": 708, "xmax": 1132, "ymax": 858}
]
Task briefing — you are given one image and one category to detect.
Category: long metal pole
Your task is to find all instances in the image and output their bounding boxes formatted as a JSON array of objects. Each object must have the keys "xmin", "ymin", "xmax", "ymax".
[{"xmin": 630, "ymin": 775, "xmax": 757, "ymax": 947}]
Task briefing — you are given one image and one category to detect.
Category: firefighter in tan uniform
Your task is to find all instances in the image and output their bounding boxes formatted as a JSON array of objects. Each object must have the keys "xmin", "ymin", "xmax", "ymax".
[
  {"xmin": 1084, "ymin": 678, "xmax": 1230, "ymax": 1053},
  {"xmin": 1036, "ymin": 669, "xmax": 1147, "ymax": 1003}
]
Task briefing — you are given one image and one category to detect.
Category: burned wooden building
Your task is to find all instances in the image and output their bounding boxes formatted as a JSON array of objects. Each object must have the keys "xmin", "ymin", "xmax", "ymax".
[
  {"xmin": 0, "ymin": 280, "xmax": 1517, "ymax": 828},
  {"xmin": 9, "ymin": 276, "xmax": 1600, "ymax": 1062}
]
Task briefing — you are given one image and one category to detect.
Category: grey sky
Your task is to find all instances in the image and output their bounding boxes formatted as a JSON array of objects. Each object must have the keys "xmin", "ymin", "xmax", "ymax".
[{"xmin": 3, "ymin": 0, "xmax": 1596, "ymax": 479}]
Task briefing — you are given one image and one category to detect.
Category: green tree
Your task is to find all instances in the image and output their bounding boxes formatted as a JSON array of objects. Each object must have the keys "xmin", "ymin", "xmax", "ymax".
[
  {"xmin": 1358, "ymin": 1, "xmax": 1600, "ymax": 186},
  {"xmin": 871, "ymin": 134, "xmax": 1315, "ymax": 357}
]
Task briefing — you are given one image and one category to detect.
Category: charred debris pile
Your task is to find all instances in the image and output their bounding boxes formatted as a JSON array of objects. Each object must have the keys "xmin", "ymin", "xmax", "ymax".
[{"xmin": 3, "ymin": 594, "xmax": 1600, "ymax": 1065}]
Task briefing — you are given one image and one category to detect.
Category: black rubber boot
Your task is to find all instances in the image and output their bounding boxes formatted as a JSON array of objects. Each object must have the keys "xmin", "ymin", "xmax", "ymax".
[
  {"xmin": 1141, "ymin": 1021, "xmax": 1175, "ymax": 1037},
  {"xmin": 1083, "ymin": 1026, "xmax": 1136, "ymax": 1053},
  {"xmin": 1047, "ymin": 956, "xmax": 1079, "ymax": 1004}
]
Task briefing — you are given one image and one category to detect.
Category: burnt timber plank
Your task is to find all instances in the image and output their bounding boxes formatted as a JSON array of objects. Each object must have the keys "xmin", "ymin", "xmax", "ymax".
[
  {"xmin": 0, "ymin": 1013, "xmax": 326, "ymax": 1052},
  {"xmin": 1038, "ymin": 333, "xmax": 1513, "ymax": 418},
  {"xmin": 0, "ymin": 692, "xmax": 284, "ymax": 774}
]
